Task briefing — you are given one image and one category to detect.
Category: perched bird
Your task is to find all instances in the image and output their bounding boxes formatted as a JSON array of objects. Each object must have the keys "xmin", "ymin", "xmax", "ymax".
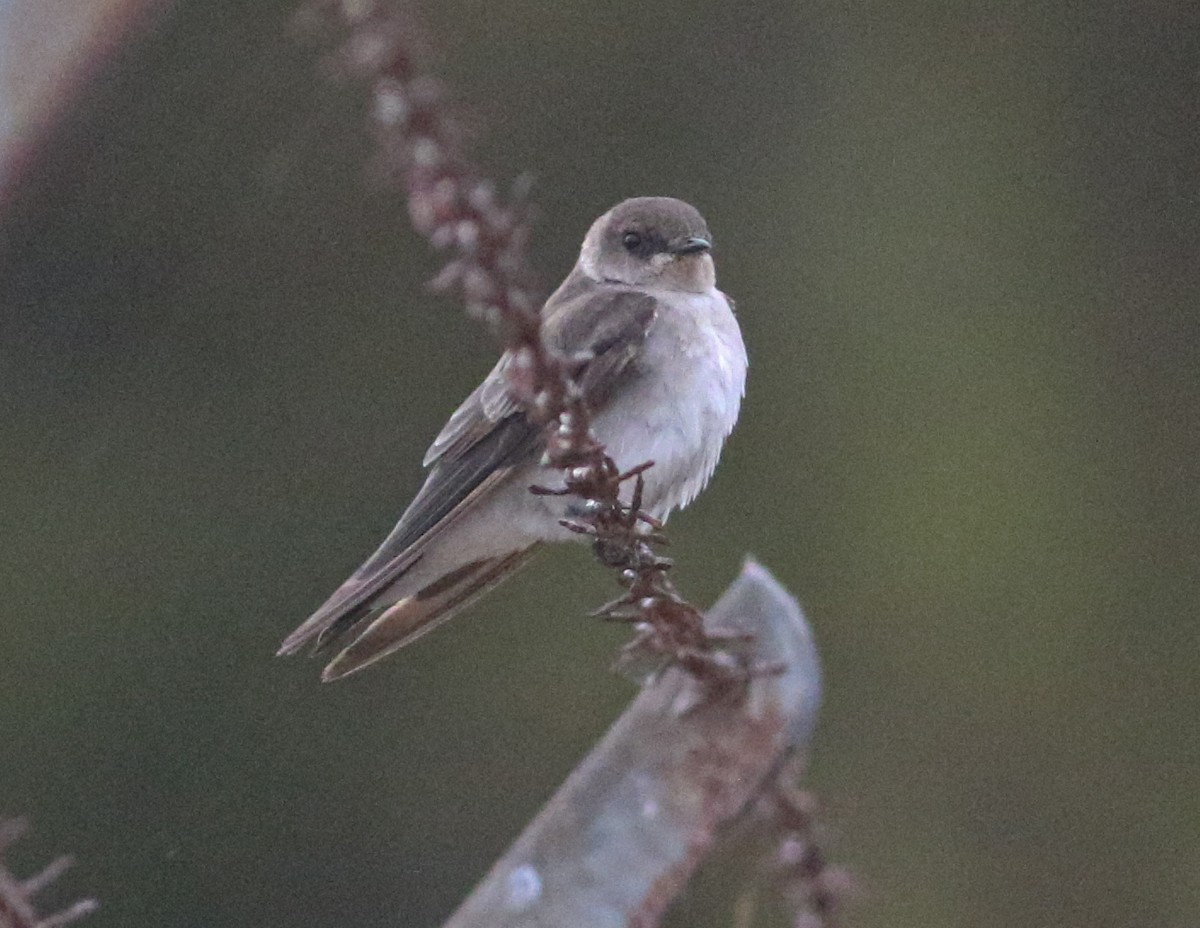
[{"xmin": 279, "ymin": 197, "xmax": 747, "ymax": 680}]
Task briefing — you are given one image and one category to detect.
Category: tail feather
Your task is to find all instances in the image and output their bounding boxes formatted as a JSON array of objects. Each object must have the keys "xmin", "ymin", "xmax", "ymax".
[
  {"xmin": 277, "ymin": 575, "xmax": 381, "ymax": 658},
  {"xmin": 319, "ymin": 546, "xmax": 538, "ymax": 681}
]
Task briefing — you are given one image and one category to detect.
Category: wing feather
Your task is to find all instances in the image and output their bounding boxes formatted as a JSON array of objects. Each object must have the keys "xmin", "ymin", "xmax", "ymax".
[{"xmin": 280, "ymin": 283, "xmax": 658, "ymax": 657}]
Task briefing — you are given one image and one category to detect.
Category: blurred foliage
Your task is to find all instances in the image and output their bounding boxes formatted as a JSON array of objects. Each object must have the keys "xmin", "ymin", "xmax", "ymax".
[{"xmin": 1, "ymin": 1, "xmax": 1198, "ymax": 926}]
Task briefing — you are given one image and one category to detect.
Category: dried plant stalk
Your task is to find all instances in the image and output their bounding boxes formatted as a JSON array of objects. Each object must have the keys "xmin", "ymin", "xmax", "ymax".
[
  {"xmin": 298, "ymin": 3, "xmax": 847, "ymax": 923},
  {"xmin": 302, "ymin": 0, "xmax": 746, "ymax": 693}
]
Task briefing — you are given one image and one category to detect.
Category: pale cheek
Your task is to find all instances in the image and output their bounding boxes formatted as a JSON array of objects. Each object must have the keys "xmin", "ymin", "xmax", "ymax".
[{"xmin": 659, "ymin": 256, "xmax": 715, "ymax": 292}]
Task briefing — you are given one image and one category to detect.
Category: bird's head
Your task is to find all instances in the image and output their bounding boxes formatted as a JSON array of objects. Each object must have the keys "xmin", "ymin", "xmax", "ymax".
[{"xmin": 580, "ymin": 196, "xmax": 715, "ymax": 293}]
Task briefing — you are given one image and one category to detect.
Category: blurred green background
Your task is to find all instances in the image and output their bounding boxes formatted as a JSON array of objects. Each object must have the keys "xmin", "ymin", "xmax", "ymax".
[{"xmin": 2, "ymin": 1, "xmax": 1198, "ymax": 926}]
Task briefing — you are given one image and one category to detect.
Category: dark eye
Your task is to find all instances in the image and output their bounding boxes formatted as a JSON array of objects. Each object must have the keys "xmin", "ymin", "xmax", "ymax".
[{"xmin": 622, "ymin": 230, "xmax": 643, "ymax": 252}]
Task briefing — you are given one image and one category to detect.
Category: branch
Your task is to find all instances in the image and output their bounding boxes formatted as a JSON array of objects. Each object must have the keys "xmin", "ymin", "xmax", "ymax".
[{"xmin": 300, "ymin": 0, "xmax": 748, "ymax": 695}]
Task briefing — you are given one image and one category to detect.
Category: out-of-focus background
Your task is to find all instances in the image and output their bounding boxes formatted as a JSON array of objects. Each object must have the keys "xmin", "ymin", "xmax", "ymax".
[{"xmin": 2, "ymin": 1, "xmax": 1198, "ymax": 926}]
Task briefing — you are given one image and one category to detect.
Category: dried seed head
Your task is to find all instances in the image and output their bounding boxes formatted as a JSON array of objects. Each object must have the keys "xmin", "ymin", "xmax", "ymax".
[
  {"xmin": 777, "ymin": 837, "xmax": 808, "ymax": 868},
  {"xmin": 468, "ymin": 180, "xmax": 495, "ymax": 211},
  {"xmin": 428, "ymin": 259, "xmax": 464, "ymax": 292},
  {"xmin": 373, "ymin": 80, "xmax": 409, "ymax": 125},
  {"xmin": 456, "ymin": 220, "xmax": 479, "ymax": 250},
  {"xmin": 408, "ymin": 197, "xmax": 436, "ymax": 235},
  {"xmin": 512, "ymin": 346, "xmax": 536, "ymax": 370},
  {"xmin": 411, "ymin": 137, "xmax": 441, "ymax": 167},
  {"xmin": 462, "ymin": 266, "xmax": 495, "ymax": 301}
]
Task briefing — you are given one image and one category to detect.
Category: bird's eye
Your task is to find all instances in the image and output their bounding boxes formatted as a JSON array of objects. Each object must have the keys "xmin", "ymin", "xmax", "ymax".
[{"xmin": 622, "ymin": 231, "xmax": 643, "ymax": 252}]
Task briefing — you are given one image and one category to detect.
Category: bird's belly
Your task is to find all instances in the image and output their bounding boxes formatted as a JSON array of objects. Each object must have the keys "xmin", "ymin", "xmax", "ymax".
[
  {"xmin": 591, "ymin": 341, "xmax": 742, "ymax": 517},
  {"xmin": 591, "ymin": 385, "xmax": 709, "ymax": 517},
  {"xmin": 509, "ymin": 288, "xmax": 745, "ymax": 539}
]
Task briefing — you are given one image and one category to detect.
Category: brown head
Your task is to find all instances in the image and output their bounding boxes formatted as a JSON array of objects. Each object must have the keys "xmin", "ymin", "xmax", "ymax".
[{"xmin": 578, "ymin": 197, "xmax": 716, "ymax": 293}]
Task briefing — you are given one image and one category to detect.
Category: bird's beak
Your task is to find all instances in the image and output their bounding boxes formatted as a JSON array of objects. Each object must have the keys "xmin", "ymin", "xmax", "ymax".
[{"xmin": 670, "ymin": 236, "xmax": 712, "ymax": 256}]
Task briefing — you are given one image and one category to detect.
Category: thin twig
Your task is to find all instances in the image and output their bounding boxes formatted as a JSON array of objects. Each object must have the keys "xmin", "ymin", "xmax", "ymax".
[{"xmin": 756, "ymin": 762, "xmax": 855, "ymax": 928}]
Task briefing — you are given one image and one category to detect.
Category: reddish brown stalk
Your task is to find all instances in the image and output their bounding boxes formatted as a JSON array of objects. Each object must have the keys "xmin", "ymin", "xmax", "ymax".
[
  {"xmin": 763, "ymin": 764, "xmax": 854, "ymax": 928},
  {"xmin": 302, "ymin": 0, "xmax": 747, "ymax": 694}
]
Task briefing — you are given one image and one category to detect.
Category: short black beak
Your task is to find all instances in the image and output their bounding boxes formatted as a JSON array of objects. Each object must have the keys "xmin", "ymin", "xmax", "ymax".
[{"xmin": 671, "ymin": 236, "xmax": 712, "ymax": 256}]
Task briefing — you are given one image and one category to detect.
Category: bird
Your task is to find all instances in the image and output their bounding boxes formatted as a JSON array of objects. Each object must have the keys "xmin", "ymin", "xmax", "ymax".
[{"xmin": 278, "ymin": 197, "xmax": 747, "ymax": 681}]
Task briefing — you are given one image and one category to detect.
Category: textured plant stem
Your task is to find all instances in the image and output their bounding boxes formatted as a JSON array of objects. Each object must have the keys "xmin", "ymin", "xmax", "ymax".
[
  {"xmin": 299, "ymin": 4, "xmax": 847, "ymax": 923},
  {"xmin": 302, "ymin": 0, "xmax": 746, "ymax": 694}
]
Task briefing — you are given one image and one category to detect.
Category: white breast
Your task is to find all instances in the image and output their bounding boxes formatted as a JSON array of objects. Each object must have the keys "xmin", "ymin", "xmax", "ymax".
[{"xmin": 590, "ymin": 287, "xmax": 747, "ymax": 520}]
